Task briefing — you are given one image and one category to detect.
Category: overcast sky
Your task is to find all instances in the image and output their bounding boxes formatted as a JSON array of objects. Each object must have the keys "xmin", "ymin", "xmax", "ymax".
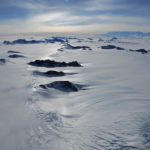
[{"xmin": 0, "ymin": 0, "xmax": 150, "ymax": 33}]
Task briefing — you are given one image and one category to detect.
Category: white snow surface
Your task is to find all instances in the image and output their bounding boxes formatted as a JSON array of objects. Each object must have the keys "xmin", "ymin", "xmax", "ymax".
[{"xmin": 0, "ymin": 33, "xmax": 150, "ymax": 150}]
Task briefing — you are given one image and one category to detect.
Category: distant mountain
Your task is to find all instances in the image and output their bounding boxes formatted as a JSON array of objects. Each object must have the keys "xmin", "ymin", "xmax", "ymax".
[{"xmin": 102, "ymin": 32, "xmax": 150, "ymax": 37}]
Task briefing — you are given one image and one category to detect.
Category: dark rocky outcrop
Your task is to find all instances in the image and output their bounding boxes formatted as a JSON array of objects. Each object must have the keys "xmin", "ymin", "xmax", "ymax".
[
  {"xmin": 33, "ymin": 70, "xmax": 65, "ymax": 77},
  {"xmin": 101, "ymin": 45, "xmax": 124, "ymax": 50},
  {"xmin": 86, "ymin": 38, "xmax": 93, "ymax": 42},
  {"xmin": 129, "ymin": 49, "xmax": 149, "ymax": 54},
  {"xmin": 8, "ymin": 50, "xmax": 21, "ymax": 53},
  {"xmin": 4, "ymin": 39, "xmax": 44, "ymax": 45},
  {"xmin": 98, "ymin": 38, "xmax": 104, "ymax": 42},
  {"xmin": 8, "ymin": 54, "xmax": 26, "ymax": 58},
  {"xmin": 45, "ymin": 37, "xmax": 67, "ymax": 43},
  {"xmin": 44, "ymin": 70, "xmax": 65, "ymax": 76},
  {"xmin": 102, "ymin": 31, "xmax": 150, "ymax": 37},
  {"xmin": 108, "ymin": 37, "xmax": 118, "ymax": 42},
  {"xmin": 0, "ymin": 58, "xmax": 6, "ymax": 65},
  {"xmin": 87, "ymin": 38, "xmax": 93, "ymax": 41},
  {"xmin": 3, "ymin": 37, "xmax": 67, "ymax": 45},
  {"xmin": 66, "ymin": 44, "xmax": 92, "ymax": 50},
  {"xmin": 28, "ymin": 60, "xmax": 81, "ymax": 68},
  {"xmin": 40, "ymin": 81, "xmax": 83, "ymax": 92},
  {"xmin": 101, "ymin": 45, "xmax": 116, "ymax": 49},
  {"xmin": 116, "ymin": 47, "xmax": 124, "ymax": 50},
  {"xmin": 77, "ymin": 40, "xmax": 83, "ymax": 43}
]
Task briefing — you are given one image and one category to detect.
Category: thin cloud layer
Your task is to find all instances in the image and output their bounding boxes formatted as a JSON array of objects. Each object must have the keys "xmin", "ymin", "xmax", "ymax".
[{"xmin": 0, "ymin": 0, "xmax": 150, "ymax": 33}]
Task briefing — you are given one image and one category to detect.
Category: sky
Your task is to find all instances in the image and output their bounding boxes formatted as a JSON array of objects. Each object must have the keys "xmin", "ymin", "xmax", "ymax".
[{"xmin": 0, "ymin": 0, "xmax": 150, "ymax": 33}]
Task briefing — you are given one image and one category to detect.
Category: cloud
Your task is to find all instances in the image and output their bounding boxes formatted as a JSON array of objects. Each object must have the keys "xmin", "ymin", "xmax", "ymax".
[
  {"xmin": 0, "ymin": 0, "xmax": 150, "ymax": 33},
  {"xmin": 30, "ymin": 12, "xmax": 66, "ymax": 23}
]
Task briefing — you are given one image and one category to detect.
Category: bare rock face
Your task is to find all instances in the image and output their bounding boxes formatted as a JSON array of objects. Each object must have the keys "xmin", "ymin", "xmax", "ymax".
[
  {"xmin": 40, "ymin": 81, "xmax": 83, "ymax": 92},
  {"xmin": 8, "ymin": 50, "xmax": 21, "ymax": 54},
  {"xmin": 107, "ymin": 37, "xmax": 118, "ymax": 42},
  {"xmin": 101, "ymin": 45, "xmax": 149, "ymax": 54},
  {"xmin": 0, "ymin": 58, "xmax": 6, "ymax": 65},
  {"xmin": 66, "ymin": 43, "xmax": 92, "ymax": 50},
  {"xmin": 44, "ymin": 71, "xmax": 65, "ymax": 76},
  {"xmin": 98, "ymin": 38, "xmax": 104, "ymax": 42},
  {"xmin": 3, "ymin": 39, "xmax": 44, "ymax": 44},
  {"xmin": 33, "ymin": 70, "xmax": 65, "ymax": 77},
  {"xmin": 101, "ymin": 45, "xmax": 124, "ymax": 50},
  {"xmin": 45, "ymin": 37, "xmax": 66, "ymax": 43},
  {"xmin": 8, "ymin": 54, "xmax": 26, "ymax": 58},
  {"xmin": 28, "ymin": 60, "xmax": 81, "ymax": 68},
  {"xmin": 130, "ymin": 49, "xmax": 149, "ymax": 54},
  {"xmin": 3, "ymin": 37, "xmax": 66, "ymax": 45}
]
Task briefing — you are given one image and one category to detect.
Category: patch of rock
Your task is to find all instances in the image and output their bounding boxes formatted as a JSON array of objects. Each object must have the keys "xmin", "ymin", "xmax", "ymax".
[
  {"xmin": 40, "ymin": 81, "xmax": 84, "ymax": 92},
  {"xmin": 33, "ymin": 70, "xmax": 65, "ymax": 77},
  {"xmin": 28, "ymin": 60, "xmax": 81, "ymax": 67}
]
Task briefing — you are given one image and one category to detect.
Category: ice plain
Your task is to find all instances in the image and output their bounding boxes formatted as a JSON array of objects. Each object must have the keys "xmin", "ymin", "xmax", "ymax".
[{"xmin": 0, "ymin": 32, "xmax": 150, "ymax": 150}]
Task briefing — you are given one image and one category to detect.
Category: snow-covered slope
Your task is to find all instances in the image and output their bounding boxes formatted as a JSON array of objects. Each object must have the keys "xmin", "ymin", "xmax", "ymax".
[{"xmin": 0, "ymin": 33, "xmax": 150, "ymax": 150}]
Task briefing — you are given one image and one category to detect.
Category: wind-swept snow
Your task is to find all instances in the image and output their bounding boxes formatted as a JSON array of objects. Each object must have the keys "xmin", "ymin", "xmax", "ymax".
[{"xmin": 0, "ymin": 33, "xmax": 150, "ymax": 150}]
